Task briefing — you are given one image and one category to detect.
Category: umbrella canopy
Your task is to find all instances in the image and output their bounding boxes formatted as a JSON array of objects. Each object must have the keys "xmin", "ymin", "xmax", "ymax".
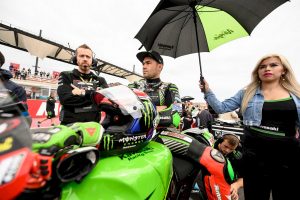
[
  {"xmin": 181, "ymin": 95, "xmax": 195, "ymax": 102},
  {"xmin": 135, "ymin": 0, "xmax": 289, "ymax": 77}
]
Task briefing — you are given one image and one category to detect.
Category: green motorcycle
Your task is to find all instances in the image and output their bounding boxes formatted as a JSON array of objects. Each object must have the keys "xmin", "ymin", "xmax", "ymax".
[{"xmin": 1, "ymin": 85, "xmax": 233, "ymax": 200}]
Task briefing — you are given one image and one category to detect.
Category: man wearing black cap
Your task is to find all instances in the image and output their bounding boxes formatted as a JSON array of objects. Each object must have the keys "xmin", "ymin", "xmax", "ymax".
[{"xmin": 129, "ymin": 50, "xmax": 182, "ymax": 128}]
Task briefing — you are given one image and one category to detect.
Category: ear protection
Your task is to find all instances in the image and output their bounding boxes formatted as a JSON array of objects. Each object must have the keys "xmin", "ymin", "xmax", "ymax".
[
  {"xmin": 218, "ymin": 132, "xmax": 240, "ymax": 143},
  {"xmin": 71, "ymin": 54, "xmax": 98, "ymax": 68}
]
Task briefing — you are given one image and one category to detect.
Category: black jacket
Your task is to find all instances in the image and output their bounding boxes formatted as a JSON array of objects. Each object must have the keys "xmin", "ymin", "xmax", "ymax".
[
  {"xmin": 46, "ymin": 96, "xmax": 56, "ymax": 112},
  {"xmin": 0, "ymin": 69, "xmax": 27, "ymax": 103},
  {"xmin": 57, "ymin": 69, "xmax": 108, "ymax": 125},
  {"xmin": 0, "ymin": 69, "xmax": 31, "ymax": 126}
]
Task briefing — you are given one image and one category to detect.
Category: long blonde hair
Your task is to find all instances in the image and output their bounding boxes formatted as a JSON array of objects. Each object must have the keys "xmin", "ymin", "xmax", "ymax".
[{"xmin": 241, "ymin": 54, "xmax": 300, "ymax": 113}]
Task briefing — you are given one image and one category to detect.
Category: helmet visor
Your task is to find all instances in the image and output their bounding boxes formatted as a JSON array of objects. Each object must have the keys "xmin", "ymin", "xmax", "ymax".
[{"xmin": 98, "ymin": 85, "xmax": 143, "ymax": 119}]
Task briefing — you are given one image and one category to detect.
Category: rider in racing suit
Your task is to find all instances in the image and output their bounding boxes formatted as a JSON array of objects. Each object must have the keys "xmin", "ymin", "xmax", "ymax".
[
  {"xmin": 128, "ymin": 50, "xmax": 182, "ymax": 128},
  {"xmin": 129, "ymin": 50, "xmax": 233, "ymax": 199}
]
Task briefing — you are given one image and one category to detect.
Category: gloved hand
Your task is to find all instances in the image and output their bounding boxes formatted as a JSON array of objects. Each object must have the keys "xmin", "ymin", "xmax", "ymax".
[
  {"xmin": 69, "ymin": 122, "xmax": 103, "ymax": 147},
  {"xmin": 32, "ymin": 125, "xmax": 80, "ymax": 156},
  {"xmin": 32, "ymin": 122, "xmax": 103, "ymax": 156},
  {"xmin": 158, "ymin": 107, "xmax": 181, "ymax": 128},
  {"xmin": 26, "ymin": 153, "xmax": 53, "ymax": 189}
]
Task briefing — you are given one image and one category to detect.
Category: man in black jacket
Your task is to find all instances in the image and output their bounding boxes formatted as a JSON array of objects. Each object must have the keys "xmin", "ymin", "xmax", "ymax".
[{"xmin": 57, "ymin": 44, "xmax": 108, "ymax": 125}]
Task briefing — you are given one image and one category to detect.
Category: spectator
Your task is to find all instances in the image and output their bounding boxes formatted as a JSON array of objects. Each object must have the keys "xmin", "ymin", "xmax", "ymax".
[
  {"xmin": 27, "ymin": 68, "xmax": 31, "ymax": 77},
  {"xmin": 181, "ymin": 111, "xmax": 193, "ymax": 131},
  {"xmin": 196, "ymin": 104, "xmax": 214, "ymax": 131},
  {"xmin": 0, "ymin": 50, "xmax": 31, "ymax": 126}
]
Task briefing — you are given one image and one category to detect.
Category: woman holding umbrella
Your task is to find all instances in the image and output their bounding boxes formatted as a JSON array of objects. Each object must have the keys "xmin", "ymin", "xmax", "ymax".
[{"xmin": 199, "ymin": 54, "xmax": 300, "ymax": 200}]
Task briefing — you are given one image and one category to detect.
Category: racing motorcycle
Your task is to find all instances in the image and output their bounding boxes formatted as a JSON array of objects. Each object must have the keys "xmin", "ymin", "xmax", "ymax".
[{"xmin": 0, "ymin": 85, "xmax": 234, "ymax": 200}]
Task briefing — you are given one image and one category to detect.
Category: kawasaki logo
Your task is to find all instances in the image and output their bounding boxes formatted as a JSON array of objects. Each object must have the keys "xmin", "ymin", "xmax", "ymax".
[{"xmin": 214, "ymin": 29, "xmax": 234, "ymax": 40}]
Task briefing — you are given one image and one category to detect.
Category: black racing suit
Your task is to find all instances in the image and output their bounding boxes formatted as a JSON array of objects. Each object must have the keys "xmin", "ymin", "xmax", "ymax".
[
  {"xmin": 57, "ymin": 69, "xmax": 108, "ymax": 125},
  {"xmin": 128, "ymin": 78, "xmax": 182, "ymax": 127}
]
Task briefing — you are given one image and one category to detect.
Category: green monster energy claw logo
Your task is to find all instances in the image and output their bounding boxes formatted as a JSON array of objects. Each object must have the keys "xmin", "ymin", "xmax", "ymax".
[
  {"xmin": 103, "ymin": 134, "xmax": 113, "ymax": 151},
  {"xmin": 142, "ymin": 100, "xmax": 154, "ymax": 128}
]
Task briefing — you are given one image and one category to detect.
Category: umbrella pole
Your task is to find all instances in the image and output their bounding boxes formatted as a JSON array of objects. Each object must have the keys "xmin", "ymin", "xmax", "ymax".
[{"xmin": 192, "ymin": 5, "xmax": 205, "ymax": 92}]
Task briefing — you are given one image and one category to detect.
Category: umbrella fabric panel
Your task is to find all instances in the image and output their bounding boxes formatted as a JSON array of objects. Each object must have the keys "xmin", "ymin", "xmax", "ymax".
[
  {"xmin": 197, "ymin": 6, "xmax": 248, "ymax": 51},
  {"xmin": 151, "ymin": 6, "xmax": 210, "ymax": 58}
]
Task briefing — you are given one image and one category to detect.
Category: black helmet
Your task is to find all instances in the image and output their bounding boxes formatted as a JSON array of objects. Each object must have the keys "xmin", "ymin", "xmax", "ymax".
[
  {"xmin": 0, "ymin": 51, "xmax": 5, "ymax": 67},
  {"xmin": 93, "ymin": 85, "xmax": 158, "ymax": 156}
]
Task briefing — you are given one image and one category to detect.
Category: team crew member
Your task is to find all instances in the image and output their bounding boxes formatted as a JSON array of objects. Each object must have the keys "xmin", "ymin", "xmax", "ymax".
[
  {"xmin": 214, "ymin": 133, "xmax": 243, "ymax": 200},
  {"xmin": 57, "ymin": 44, "xmax": 108, "ymax": 125},
  {"xmin": 37, "ymin": 91, "xmax": 57, "ymax": 127}
]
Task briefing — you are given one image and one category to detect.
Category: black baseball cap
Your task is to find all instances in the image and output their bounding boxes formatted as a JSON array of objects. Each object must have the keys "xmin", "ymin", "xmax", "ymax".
[
  {"xmin": 0, "ymin": 51, "xmax": 5, "ymax": 67},
  {"xmin": 136, "ymin": 50, "xmax": 163, "ymax": 65}
]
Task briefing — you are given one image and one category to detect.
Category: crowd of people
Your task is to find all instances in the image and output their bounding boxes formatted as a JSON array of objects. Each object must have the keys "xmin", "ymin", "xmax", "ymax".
[
  {"xmin": 1, "ymin": 45, "xmax": 300, "ymax": 200},
  {"xmin": 8, "ymin": 65, "xmax": 57, "ymax": 80}
]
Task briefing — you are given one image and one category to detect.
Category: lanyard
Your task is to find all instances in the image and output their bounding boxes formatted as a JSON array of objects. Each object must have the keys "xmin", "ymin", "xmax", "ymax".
[{"xmin": 79, "ymin": 76, "xmax": 93, "ymax": 83}]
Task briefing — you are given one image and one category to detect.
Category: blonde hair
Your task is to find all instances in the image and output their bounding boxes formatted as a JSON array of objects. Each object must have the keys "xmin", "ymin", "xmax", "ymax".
[{"xmin": 241, "ymin": 54, "xmax": 300, "ymax": 113}]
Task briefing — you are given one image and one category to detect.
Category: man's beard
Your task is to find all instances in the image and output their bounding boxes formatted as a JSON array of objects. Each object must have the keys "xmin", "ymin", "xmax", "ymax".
[{"xmin": 79, "ymin": 64, "xmax": 90, "ymax": 73}]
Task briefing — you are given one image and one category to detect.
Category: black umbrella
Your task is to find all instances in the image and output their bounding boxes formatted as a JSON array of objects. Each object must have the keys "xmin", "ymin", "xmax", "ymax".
[
  {"xmin": 135, "ymin": 0, "xmax": 289, "ymax": 79},
  {"xmin": 181, "ymin": 96, "xmax": 195, "ymax": 102}
]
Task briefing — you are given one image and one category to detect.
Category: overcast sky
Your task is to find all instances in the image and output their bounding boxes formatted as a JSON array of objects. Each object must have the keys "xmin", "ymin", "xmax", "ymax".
[{"xmin": 1, "ymin": 0, "xmax": 299, "ymax": 102}]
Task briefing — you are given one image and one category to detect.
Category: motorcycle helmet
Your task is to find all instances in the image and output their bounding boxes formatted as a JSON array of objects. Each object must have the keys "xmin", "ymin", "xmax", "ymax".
[{"xmin": 93, "ymin": 85, "xmax": 158, "ymax": 156}]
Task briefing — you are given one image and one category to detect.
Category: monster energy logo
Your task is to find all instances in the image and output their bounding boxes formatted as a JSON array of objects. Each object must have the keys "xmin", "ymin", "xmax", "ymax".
[
  {"xmin": 141, "ymin": 100, "xmax": 154, "ymax": 128},
  {"xmin": 119, "ymin": 135, "xmax": 146, "ymax": 143},
  {"xmin": 103, "ymin": 134, "xmax": 113, "ymax": 151},
  {"xmin": 214, "ymin": 29, "xmax": 234, "ymax": 40}
]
